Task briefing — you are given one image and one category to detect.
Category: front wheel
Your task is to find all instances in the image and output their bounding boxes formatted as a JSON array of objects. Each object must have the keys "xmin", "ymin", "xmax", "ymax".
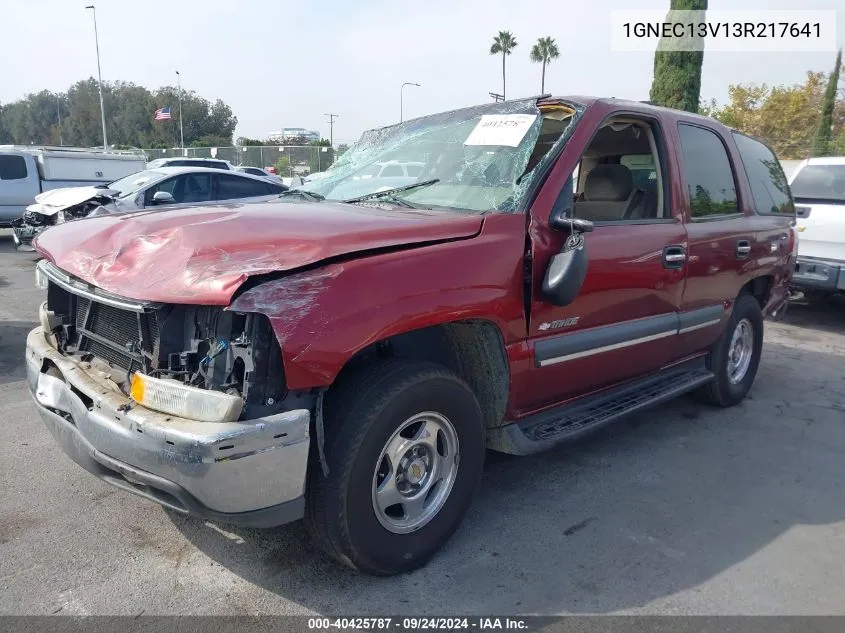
[
  {"xmin": 305, "ymin": 359, "xmax": 486, "ymax": 575},
  {"xmin": 695, "ymin": 293, "xmax": 764, "ymax": 407}
]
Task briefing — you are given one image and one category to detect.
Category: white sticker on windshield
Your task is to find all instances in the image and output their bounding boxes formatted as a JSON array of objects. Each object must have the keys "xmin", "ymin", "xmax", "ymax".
[{"xmin": 464, "ymin": 114, "xmax": 538, "ymax": 147}]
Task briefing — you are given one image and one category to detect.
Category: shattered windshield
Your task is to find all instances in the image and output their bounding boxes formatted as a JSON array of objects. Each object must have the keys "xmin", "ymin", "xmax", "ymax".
[
  {"xmin": 293, "ymin": 98, "xmax": 582, "ymax": 213},
  {"xmin": 108, "ymin": 170, "xmax": 166, "ymax": 198}
]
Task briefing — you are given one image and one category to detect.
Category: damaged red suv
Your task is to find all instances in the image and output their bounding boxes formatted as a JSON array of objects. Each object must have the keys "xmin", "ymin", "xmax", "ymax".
[{"xmin": 26, "ymin": 96, "xmax": 796, "ymax": 575}]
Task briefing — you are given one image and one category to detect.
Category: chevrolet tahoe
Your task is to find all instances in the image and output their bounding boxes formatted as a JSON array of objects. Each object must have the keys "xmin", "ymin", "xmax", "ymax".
[{"xmin": 25, "ymin": 96, "xmax": 797, "ymax": 576}]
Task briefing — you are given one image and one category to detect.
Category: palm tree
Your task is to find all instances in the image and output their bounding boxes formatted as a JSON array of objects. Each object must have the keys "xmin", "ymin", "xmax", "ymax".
[
  {"xmin": 530, "ymin": 37, "xmax": 560, "ymax": 94},
  {"xmin": 490, "ymin": 31, "xmax": 517, "ymax": 100}
]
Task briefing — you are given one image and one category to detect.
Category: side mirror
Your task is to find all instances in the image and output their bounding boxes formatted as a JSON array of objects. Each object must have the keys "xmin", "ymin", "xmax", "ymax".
[
  {"xmin": 151, "ymin": 191, "xmax": 175, "ymax": 205},
  {"xmin": 542, "ymin": 227, "xmax": 591, "ymax": 307},
  {"xmin": 550, "ymin": 215, "xmax": 594, "ymax": 234}
]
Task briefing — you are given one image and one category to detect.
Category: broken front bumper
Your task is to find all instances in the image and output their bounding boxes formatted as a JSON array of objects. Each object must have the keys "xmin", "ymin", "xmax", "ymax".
[
  {"xmin": 11, "ymin": 222, "xmax": 42, "ymax": 251},
  {"xmin": 25, "ymin": 326, "xmax": 311, "ymax": 528}
]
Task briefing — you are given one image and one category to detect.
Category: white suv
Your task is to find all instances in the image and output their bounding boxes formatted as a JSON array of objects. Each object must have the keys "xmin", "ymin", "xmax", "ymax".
[{"xmin": 789, "ymin": 157, "xmax": 845, "ymax": 299}]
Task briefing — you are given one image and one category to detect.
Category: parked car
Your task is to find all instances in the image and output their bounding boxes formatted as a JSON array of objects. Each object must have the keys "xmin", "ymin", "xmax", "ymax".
[
  {"xmin": 352, "ymin": 160, "xmax": 425, "ymax": 182},
  {"xmin": 25, "ymin": 96, "xmax": 796, "ymax": 576},
  {"xmin": 233, "ymin": 165, "xmax": 284, "ymax": 182},
  {"xmin": 787, "ymin": 157, "xmax": 845, "ymax": 300},
  {"xmin": 0, "ymin": 145, "xmax": 146, "ymax": 227},
  {"xmin": 11, "ymin": 166, "xmax": 288, "ymax": 249},
  {"xmin": 146, "ymin": 157, "xmax": 233, "ymax": 171}
]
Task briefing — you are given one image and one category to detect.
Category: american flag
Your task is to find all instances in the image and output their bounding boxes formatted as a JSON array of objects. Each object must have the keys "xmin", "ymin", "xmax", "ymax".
[{"xmin": 154, "ymin": 106, "xmax": 172, "ymax": 121}]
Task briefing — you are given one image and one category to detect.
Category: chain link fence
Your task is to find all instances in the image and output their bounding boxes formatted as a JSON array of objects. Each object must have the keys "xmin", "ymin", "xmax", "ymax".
[{"xmin": 142, "ymin": 145, "xmax": 338, "ymax": 177}]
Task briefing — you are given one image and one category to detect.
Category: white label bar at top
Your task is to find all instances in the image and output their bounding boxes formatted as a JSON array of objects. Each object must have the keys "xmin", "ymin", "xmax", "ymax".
[{"xmin": 610, "ymin": 10, "xmax": 838, "ymax": 53}]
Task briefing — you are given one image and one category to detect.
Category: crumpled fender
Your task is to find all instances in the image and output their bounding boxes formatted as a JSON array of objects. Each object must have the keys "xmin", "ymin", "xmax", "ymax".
[{"xmin": 228, "ymin": 214, "xmax": 528, "ymax": 390}]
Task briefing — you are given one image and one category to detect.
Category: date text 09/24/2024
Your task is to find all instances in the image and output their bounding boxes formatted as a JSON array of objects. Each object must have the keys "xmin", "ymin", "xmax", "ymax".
[{"xmin": 307, "ymin": 618, "xmax": 529, "ymax": 631}]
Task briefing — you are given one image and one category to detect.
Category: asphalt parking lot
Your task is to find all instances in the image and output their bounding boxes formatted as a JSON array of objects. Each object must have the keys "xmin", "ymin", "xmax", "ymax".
[{"xmin": 1, "ymin": 228, "xmax": 844, "ymax": 616}]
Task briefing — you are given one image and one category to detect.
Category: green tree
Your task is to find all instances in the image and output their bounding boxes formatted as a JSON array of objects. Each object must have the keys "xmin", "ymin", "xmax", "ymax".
[
  {"xmin": 0, "ymin": 102, "xmax": 8, "ymax": 143},
  {"xmin": 64, "ymin": 79, "xmax": 110, "ymax": 146},
  {"xmin": 703, "ymin": 71, "xmax": 844, "ymax": 159},
  {"xmin": 530, "ymin": 37, "xmax": 560, "ymax": 94},
  {"xmin": 2, "ymin": 90, "xmax": 64, "ymax": 145},
  {"xmin": 237, "ymin": 137, "xmax": 268, "ymax": 146},
  {"xmin": 309, "ymin": 144, "xmax": 335, "ymax": 173},
  {"xmin": 649, "ymin": 0, "xmax": 708, "ymax": 112},
  {"xmin": 274, "ymin": 156, "xmax": 291, "ymax": 177},
  {"xmin": 191, "ymin": 135, "xmax": 232, "ymax": 148},
  {"xmin": 490, "ymin": 30, "xmax": 517, "ymax": 100},
  {"xmin": 811, "ymin": 49, "xmax": 842, "ymax": 157},
  {"xmin": 153, "ymin": 87, "xmax": 238, "ymax": 147}
]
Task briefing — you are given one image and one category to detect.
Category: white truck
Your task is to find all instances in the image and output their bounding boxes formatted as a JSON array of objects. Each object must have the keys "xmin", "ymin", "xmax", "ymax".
[
  {"xmin": 0, "ymin": 145, "xmax": 146, "ymax": 228},
  {"xmin": 788, "ymin": 156, "xmax": 845, "ymax": 300}
]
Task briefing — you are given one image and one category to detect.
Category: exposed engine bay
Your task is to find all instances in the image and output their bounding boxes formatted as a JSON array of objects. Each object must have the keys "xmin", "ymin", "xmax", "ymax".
[{"xmin": 44, "ymin": 278, "xmax": 288, "ymax": 420}]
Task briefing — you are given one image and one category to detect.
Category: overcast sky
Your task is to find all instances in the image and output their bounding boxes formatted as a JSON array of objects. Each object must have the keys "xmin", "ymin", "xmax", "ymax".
[{"xmin": 2, "ymin": 0, "xmax": 842, "ymax": 145}]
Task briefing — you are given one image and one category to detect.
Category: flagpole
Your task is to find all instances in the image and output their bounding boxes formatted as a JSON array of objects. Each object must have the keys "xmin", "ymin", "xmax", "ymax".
[{"xmin": 176, "ymin": 70, "xmax": 184, "ymax": 156}]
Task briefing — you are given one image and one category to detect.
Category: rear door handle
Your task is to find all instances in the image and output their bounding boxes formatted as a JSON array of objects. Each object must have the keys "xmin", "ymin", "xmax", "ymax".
[
  {"xmin": 663, "ymin": 245, "xmax": 686, "ymax": 269},
  {"xmin": 736, "ymin": 240, "xmax": 751, "ymax": 258}
]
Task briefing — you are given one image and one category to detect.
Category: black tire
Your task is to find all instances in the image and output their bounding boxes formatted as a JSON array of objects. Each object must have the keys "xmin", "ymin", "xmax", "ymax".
[
  {"xmin": 305, "ymin": 358, "xmax": 486, "ymax": 575},
  {"xmin": 695, "ymin": 293, "xmax": 764, "ymax": 407}
]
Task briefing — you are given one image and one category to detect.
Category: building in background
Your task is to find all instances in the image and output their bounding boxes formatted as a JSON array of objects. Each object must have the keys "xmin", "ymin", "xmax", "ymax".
[{"xmin": 268, "ymin": 127, "xmax": 321, "ymax": 143}]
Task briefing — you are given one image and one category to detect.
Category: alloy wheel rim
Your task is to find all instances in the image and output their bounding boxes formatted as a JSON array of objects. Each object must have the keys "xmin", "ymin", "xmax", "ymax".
[
  {"xmin": 727, "ymin": 318, "xmax": 754, "ymax": 384},
  {"xmin": 371, "ymin": 412, "xmax": 460, "ymax": 534}
]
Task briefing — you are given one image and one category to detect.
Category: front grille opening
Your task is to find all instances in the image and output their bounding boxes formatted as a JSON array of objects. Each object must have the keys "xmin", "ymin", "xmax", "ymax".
[
  {"xmin": 46, "ymin": 277, "xmax": 287, "ymax": 421},
  {"xmin": 48, "ymin": 283, "xmax": 160, "ymax": 374},
  {"xmin": 89, "ymin": 302, "xmax": 144, "ymax": 349}
]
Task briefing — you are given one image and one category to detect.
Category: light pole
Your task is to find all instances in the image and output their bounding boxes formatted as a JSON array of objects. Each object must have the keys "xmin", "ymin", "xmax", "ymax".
[
  {"xmin": 56, "ymin": 94, "xmax": 63, "ymax": 146},
  {"xmin": 400, "ymin": 82, "xmax": 420, "ymax": 123},
  {"xmin": 175, "ymin": 70, "xmax": 185, "ymax": 155},
  {"xmin": 324, "ymin": 113, "xmax": 338, "ymax": 147},
  {"xmin": 84, "ymin": 5, "xmax": 108, "ymax": 149}
]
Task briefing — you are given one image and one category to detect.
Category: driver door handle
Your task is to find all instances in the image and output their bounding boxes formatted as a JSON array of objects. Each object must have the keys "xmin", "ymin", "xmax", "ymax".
[{"xmin": 663, "ymin": 245, "xmax": 687, "ymax": 269}]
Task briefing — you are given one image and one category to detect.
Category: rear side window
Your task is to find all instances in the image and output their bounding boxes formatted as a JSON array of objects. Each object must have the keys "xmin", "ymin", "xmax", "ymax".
[
  {"xmin": 732, "ymin": 132, "xmax": 794, "ymax": 215},
  {"xmin": 0, "ymin": 155, "xmax": 28, "ymax": 180},
  {"xmin": 678, "ymin": 124, "xmax": 739, "ymax": 218},
  {"xmin": 216, "ymin": 174, "xmax": 272, "ymax": 199}
]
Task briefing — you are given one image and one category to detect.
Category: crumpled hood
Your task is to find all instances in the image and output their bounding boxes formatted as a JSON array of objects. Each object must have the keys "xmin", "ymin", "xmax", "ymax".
[
  {"xmin": 27, "ymin": 186, "xmax": 119, "ymax": 216},
  {"xmin": 33, "ymin": 200, "xmax": 483, "ymax": 304}
]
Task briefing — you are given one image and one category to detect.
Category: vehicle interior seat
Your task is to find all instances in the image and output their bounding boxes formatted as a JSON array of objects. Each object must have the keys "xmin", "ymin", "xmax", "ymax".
[
  {"xmin": 182, "ymin": 175, "xmax": 207, "ymax": 203},
  {"xmin": 623, "ymin": 178, "xmax": 659, "ymax": 219},
  {"xmin": 574, "ymin": 164, "xmax": 647, "ymax": 221}
]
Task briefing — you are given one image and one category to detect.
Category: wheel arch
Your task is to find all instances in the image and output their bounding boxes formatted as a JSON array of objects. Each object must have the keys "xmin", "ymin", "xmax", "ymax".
[
  {"xmin": 740, "ymin": 274, "xmax": 774, "ymax": 309},
  {"xmin": 332, "ymin": 319, "xmax": 511, "ymax": 430}
]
